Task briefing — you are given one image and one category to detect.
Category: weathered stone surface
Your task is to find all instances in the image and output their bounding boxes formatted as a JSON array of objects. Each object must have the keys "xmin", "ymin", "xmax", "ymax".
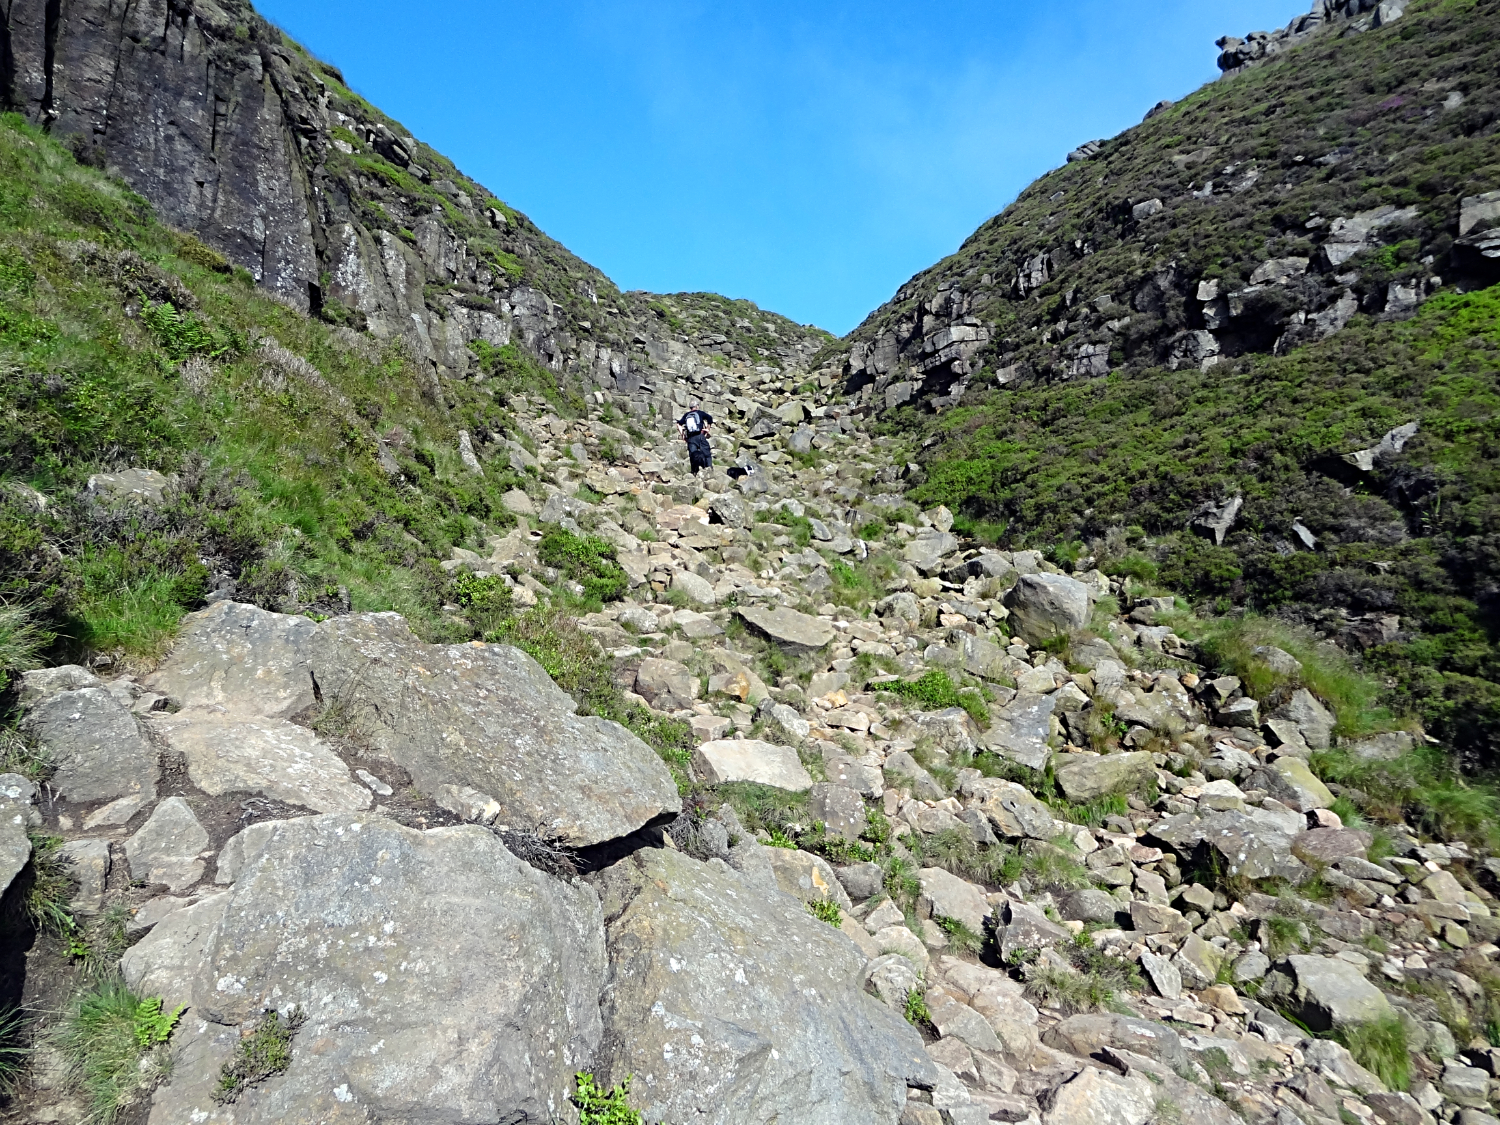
[
  {"xmin": 148, "ymin": 600, "xmax": 321, "ymax": 719},
  {"xmin": 836, "ymin": 861, "xmax": 885, "ymax": 901},
  {"xmin": 0, "ymin": 801, "xmax": 31, "ymax": 901},
  {"xmin": 1172, "ymin": 934, "xmax": 1224, "ymax": 989},
  {"xmin": 123, "ymin": 815, "xmax": 605, "ymax": 1125},
  {"xmin": 57, "ymin": 838, "xmax": 111, "ymax": 914},
  {"xmin": 313, "ymin": 612, "xmax": 680, "ymax": 846},
  {"xmin": 635, "ymin": 656, "xmax": 698, "ymax": 710},
  {"xmin": 82, "ymin": 794, "xmax": 149, "ymax": 829},
  {"xmin": 1141, "ymin": 950, "xmax": 1183, "ymax": 1000},
  {"xmin": 919, "ymin": 867, "xmax": 992, "ymax": 934},
  {"xmin": 590, "ymin": 848, "xmax": 935, "ymax": 1124},
  {"xmin": 1249, "ymin": 756, "xmax": 1334, "ymax": 812},
  {"xmin": 671, "ymin": 569, "xmax": 717, "ymax": 606},
  {"xmin": 996, "ymin": 900, "xmax": 1068, "ymax": 959},
  {"xmin": 1043, "ymin": 1014, "xmax": 1192, "ymax": 1074},
  {"xmin": 1058, "ymin": 888, "xmax": 1121, "ymax": 924},
  {"xmin": 1053, "ymin": 751, "xmax": 1155, "ymax": 803},
  {"xmin": 22, "ymin": 686, "xmax": 157, "ymax": 803},
  {"xmin": 1271, "ymin": 689, "xmax": 1336, "ymax": 750},
  {"xmin": 1003, "ymin": 574, "xmax": 1092, "ymax": 642},
  {"xmin": 810, "ymin": 782, "xmax": 869, "ymax": 840},
  {"xmin": 1040, "ymin": 1062, "xmax": 1154, "ymax": 1125},
  {"xmin": 124, "ymin": 797, "xmax": 208, "ymax": 892},
  {"xmin": 1195, "ymin": 808, "xmax": 1306, "ymax": 882},
  {"xmin": 863, "ymin": 953, "xmax": 922, "ymax": 1011},
  {"xmin": 1292, "ymin": 827, "xmax": 1369, "ymax": 864},
  {"xmin": 693, "ymin": 738, "xmax": 813, "ymax": 791},
  {"xmin": 735, "ymin": 605, "xmax": 837, "ymax": 652},
  {"xmin": 979, "ymin": 692, "xmax": 1056, "ymax": 770},
  {"xmin": 17, "ymin": 664, "xmax": 101, "ymax": 707},
  {"xmin": 149, "ymin": 710, "xmax": 370, "ymax": 813},
  {"xmin": 87, "ymin": 467, "xmax": 170, "ymax": 504},
  {"xmin": 970, "ymin": 779, "xmax": 1056, "ymax": 840},
  {"xmin": 904, "ymin": 530, "xmax": 960, "ymax": 573},
  {"xmin": 1269, "ymin": 954, "xmax": 1396, "ymax": 1031},
  {"xmin": 765, "ymin": 847, "xmax": 854, "ymax": 911}
]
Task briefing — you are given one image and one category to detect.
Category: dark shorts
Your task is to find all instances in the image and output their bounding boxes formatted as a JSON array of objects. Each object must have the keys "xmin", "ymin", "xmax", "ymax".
[{"xmin": 686, "ymin": 435, "xmax": 712, "ymax": 472}]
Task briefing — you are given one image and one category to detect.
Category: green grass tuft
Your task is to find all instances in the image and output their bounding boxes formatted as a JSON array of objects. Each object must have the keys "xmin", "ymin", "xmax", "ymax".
[
  {"xmin": 57, "ymin": 978, "xmax": 182, "ymax": 1121},
  {"xmin": 213, "ymin": 1007, "xmax": 306, "ymax": 1104}
]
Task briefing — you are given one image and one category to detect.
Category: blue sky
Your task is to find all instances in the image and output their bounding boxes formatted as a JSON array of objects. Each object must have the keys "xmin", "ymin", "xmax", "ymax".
[{"xmin": 257, "ymin": 1, "xmax": 1309, "ymax": 335}]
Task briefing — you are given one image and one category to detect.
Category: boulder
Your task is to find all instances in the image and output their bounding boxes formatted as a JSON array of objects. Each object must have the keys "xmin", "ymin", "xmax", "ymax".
[
  {"xmin": 123, "ymin": 815, "xmax": 606, "ymax": 1124},
  {"xmin": 1249, "ymin": 757, "xmax": 1334, "ymax": 812},
  {"xmin": 904, "ymin": 530, "xmax": 960, "ymax": 574},
  {"xmin": 17, "ymin": 664, "xmax": 101, "ymax": 707},
  {"xmin": 1292, "ymin": 827, "xmax": 1369, "ymax": 864},
  {"xmin": 693, "ymin": 738, "xmax": 813, "ymax": 791},
  {"xmin": 124, "ymin": 797, "xmax": 208, "ymax": 892},
  {"xmin": 313, "ymin": 613, "xmax": 680, "ymax": 846},
  {"xmin": 863, "ymin": 953, "xmax": 923, "ymax": 1011},
  {"xmin": 978, "ymin": 692, "xmax": 1056, "ymax": 770},
  {"xmin": 1003, "ymin": 574, "xmax": 1092, "ymax": 642},
  {"xmin": 634, "ymin": 656, "xmax": 698, "ymax": 710},
  {"xmin": 589, "ymin": 848, "xmax": 935, "ymax": 1124},
  {"xmin": 671, "ymin": 569, "xmax": 717, "ymax": 606},
  {"xmin": 996, "ymin": 900, "xmax": 1068, "ymax": 960},
  {"xmin": 919, "ymin": 867, "xmax": 992, "ymax": 934},
  {"xmin": 147, "ymin": 600, "xmax": 321, "ymax": 719},
  {"xmin": 1140, "ymin": 950, "xmax": 1182, "ymax": 1000},
  {"xmin": 1058, "ymin": 889, "xmax": 1121, "ymax": 925},
  {"xmin": 57, "ymin": 838, "xmax": 111, "ymax": 914},
  {"xmin": 21, "ymin": 686, "xmax": 157, "ymax": 803},
  {"xmin": 1195, "ymin": 808, "xmax": 1307, "ymax": 882},
  {"xmin": 836, "ymin": 861, "xmax": 886, "ymax": 901},
  {"xmin": 735, "ymin": 605, "xmax": 836, "ymax": 653},
  {"xmin": 765, "ymin": 848, "xmax": 854, "ymax": 911},
  {"xmin": 86, "ymin": 467, "xmax": 170, "ymax": 505},
  {"xmin": 1040, "ymin": 1062, "xmax": 1154, "ymax": 1125},
  {"xmin": 149, "ymin": 711, "xmax": 370, "ymax": 813},
  {"xmin": 970, "ymin": 779, "xmax": 1056, "ymax": 840},
  {"xmin": 0, "ymin": 799, "xmax": 30, "ymax": 901},
  {"xmin": 810, "ymin": 783, "xmax": 868, "ymax": 840},
  {"xmin": 1053, "ymin": 752, "xmax": 1155, "ymax": 804},
  {"xmin": 1267, "ymin": 954, "xmax": 1395, "ymax": 1031},
  {"xmin": 1043, "ymin": 1014, "xmax": 1192, "ymax": 1075},
  {"xmin": 1271, "ymin": 689, "xmax": 1336, "ymax": 750}
]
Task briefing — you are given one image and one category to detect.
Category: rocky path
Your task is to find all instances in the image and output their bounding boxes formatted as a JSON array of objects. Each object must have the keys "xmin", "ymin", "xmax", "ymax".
[{"xmin": 5, "ymin": 355, "xmax": 1497, "ymax": 1125}]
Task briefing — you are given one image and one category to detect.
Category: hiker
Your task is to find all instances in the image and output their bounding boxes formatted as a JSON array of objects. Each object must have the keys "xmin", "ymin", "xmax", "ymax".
[{"xmin": 676, "ymin": 402, "xmax": 714, "ymax": 475}]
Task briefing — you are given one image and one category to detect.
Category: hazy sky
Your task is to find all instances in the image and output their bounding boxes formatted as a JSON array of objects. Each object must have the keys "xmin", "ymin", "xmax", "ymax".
[{"xmin": 256, "ymin": 1, "xmax": 1310, "ymax": 334}]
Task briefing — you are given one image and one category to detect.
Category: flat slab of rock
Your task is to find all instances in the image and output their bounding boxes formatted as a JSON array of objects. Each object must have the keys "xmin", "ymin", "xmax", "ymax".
[
  {"xmin": 1249, "ymin": 756, "xmax": 1334, "ymax": 812},
  {"xmin": 147, "ymin": 600, "xmax": 321, "ymax": 719},
  {"xmin": 125, "ymin": 796, "xmax": 208, "ymax": 892},
  {"xmin": 693, "ymin": 738, "xmax": 813, "ymax": 791},
  {"xmin": 1270, "ymin": 954, "xmax": 1395, "ymax": 1031},
  {"xmin": 151, "ymin": 604, "xmax": 679, "ymax": 847},
  {"xmin": 150, "ymin": 710, "xmax": 371, "ymax": 813},
  {"xmin": 590, "ymin": 848, "xmax": 935, "ymax": 1123},
  {"xmin": 765, "ymin": 847, "xmax": 853, "ymax": 911},
  {"xmin": 1054, "ymin": 751, "xmax": 1155, "ymax": 803},
  {"xmin": 978, "ymin": 692, "xmax": 1056, "ymax": 770},
  {"xmin": 919, "ymin": 867, "xmax": 993, "ymax": 934},
  {"xmin": 735, "ymin": 605, "xmax": 836, "ymax": 653},
  {"xmin": 122, "ymin": 815, "xmax": 606, "ymax": 1124},
  {"xmin": 22, "ymin": 686, "xmax": 157, "ymax": 803}
]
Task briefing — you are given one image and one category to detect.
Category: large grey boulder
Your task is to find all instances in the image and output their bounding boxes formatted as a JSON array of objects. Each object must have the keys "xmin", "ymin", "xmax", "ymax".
[
  {"xmin": 123, "ymin": 815, "xmax": 606, "ymax": 1125},
  {"xmin": 17, "ymin": 664, "xmax": 101, "ymax": 707},
  {"xmin": 1271, "ymin": 689, "xmax": 1336, "ymax": 750},
  {"xmin": 634, "ymin": 656, "xmax": 698, "ymax": 710},
  {"xmin": 918, "ymin": 867, "xmax": 992, "ymax": 934},
  {"xmin": 1040, "ymin": 1064, "xmax": 1155, "ymax": 1125},
  {"xmin": 693, "ymin": 738, "xmax": 812, "ymax": 791},
  {"xmin": 153, "ymin": 604, "xmax": 679, "ymax": 847},
  {"xmin": 316, "ymin": 613, "xmax": 681, "ymax": 846},
  {"xmin": 588, "ymin": 848, "xmax": 935, "ymax": 1124},
  {"xmin": 149, "ymin": 711, "xmax": 371, "ymax": 813},
  {"xmin": 765, "ymin": 847, "xmax": 854, "ymax": 911},
  {"xmin": 1263, "ymin": 954, "xmax": 1395, "ymax": 1031},
  {"xmin": 1247, "ymin": 756, "xmax": 1334, "ymax": 812},
  {"xmin": 1003, "ymin": 574, "xmax": 1092, "ymax": 642},
  {"xmin": 147, "ymin": 600, "xmax": 322, "ymax": 719},
  {"xmin": 1053, "ymin": 751, "xmax": 1155, "ymax": 803},
  {"xmin": 21, "ymin": 686, "xmax": 157, "ymax": 803},
  {"xmin": 978, "ymin": 692, "xmax": 1056, "ymax": 770},
  {"xmin": 904, "ymin": 530, "xmax": 959, "ymax": 574},
  {"xmin": 735, "ymin": 605, "xmax": 836, "ymax": 653}
]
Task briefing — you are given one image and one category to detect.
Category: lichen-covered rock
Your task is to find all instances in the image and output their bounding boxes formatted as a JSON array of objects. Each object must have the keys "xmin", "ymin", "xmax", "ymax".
[
  {"xmin": 1003, "ymin": 573, "xmax": 1092, "ymax": 642},
  {"xmin": 589, "ymin": 847, "xmax": 935, "ymax": 1124},
  {"xmin": 22, "ymin": 686, "xmax": 157, "ymax": 803},
  {"xmin": 123, "ymin": 815, "xmax": 606, "ymax": 1124}
]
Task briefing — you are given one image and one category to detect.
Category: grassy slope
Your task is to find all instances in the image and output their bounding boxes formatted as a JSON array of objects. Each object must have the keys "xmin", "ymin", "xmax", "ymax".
[
  {"xmin": 868, "ymin": 0, "xmax": 1500, "ymax": 762},
  {"xmin": 0, "ymin": 112, "xmax": 550, "ymax": 664}
]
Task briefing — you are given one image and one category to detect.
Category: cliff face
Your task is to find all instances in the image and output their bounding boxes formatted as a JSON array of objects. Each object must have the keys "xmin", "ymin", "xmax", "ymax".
[{"xmin": 0, "ymin": 0, "xmax": 831, "ymax": 418}]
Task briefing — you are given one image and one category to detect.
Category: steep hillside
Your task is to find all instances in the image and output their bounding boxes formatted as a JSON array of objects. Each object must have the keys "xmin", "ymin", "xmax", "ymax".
[
  {"xmin": 821, "ymin": 0, "xmax": 1500, "ymax": 761},
  {"xmin": 0, "ymin": 0, "xmax": 831, "ymax": 407}
]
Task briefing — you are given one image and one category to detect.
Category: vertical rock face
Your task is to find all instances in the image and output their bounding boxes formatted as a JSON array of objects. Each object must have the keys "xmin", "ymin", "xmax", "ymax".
[
  {"xmin": 0, "ymin": 0, "xmax": 832, "ymax": 405},
  {"xmin": 5, "ymin": 0, "xmax": 320, "ymax": 311}
]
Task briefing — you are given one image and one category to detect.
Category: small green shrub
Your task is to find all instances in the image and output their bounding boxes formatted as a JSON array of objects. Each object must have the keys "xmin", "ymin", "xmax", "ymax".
[
  {"xmin": 57, "ymin": 979, "xmax": 182, "ymax": 1120},
  {"xmin": 574, "ymin": 1072, "xmax": 643, "ymax": 1124},
  {"xmin": 904, "ymin": 989, "xmax": 932, "ymax": 1028},
  {"xmin": 538, "ymin": 527, "xmax": 628, "ymax": 604},
  {"xmin": 876, "ymin": 669, "xmax": 963, "ymax": 711},
  {"xmin": 213, "ymin": 1007, "xmax": 306, "ymax": 1104},
  {"xmin": 806, "ymin": 900, "xmax": 842, "ymax": 926},
  {"xmin": 139, "ymin": 300, "xmax": 243, "ymax": 362},
  {"xmin": 451, "ymin": 571, "xmax": 514, "ymax": 634}
]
